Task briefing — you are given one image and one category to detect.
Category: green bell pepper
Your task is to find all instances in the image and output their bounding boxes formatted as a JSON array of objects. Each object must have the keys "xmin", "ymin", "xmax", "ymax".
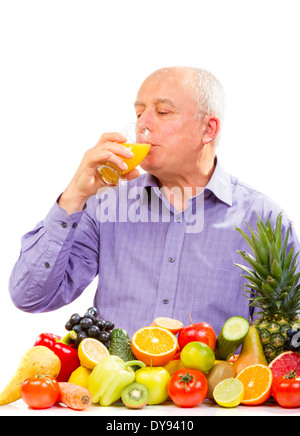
[{"xmin": 88, "ymin": 355, "xmax": 146, "ymax": 406}]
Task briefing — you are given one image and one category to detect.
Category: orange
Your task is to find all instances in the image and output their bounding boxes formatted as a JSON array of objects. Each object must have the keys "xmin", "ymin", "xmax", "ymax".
[
  {"xmin": 131, "ymin": 326, "xmax": 178, "ymax": 366},
  {"xmin": 78, "ymin": 338, "xmax": 109, "ymax": 370},
  {"xmin": 236, "ymin": 364, "xmax": 273, "ymax": 405},
  {"xmin": 151, "ymin": 317, "xmax": 184, "ymax": 335}
]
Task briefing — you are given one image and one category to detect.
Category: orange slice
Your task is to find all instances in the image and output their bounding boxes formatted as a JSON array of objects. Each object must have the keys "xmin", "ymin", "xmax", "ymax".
[
  {"xmin": 78, "ymin": 338, "xmax": 109, "ymax": 370},
  {"xmin": 131, "ymin": 326, "xmax": 178, "ymax": 366},
  {"xmin": 151, "ymin": 317, "xmax": 184, "ymax": 335},
  {"xmin": 236, "ymin": 364, "xmax": 273, "ymax": 405}
]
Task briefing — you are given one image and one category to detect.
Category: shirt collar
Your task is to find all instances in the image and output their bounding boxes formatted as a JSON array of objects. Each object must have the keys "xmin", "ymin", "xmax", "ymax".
[
  {"xmin": 204, "ymin": 157, "xmax": 233, "ymax": 206},
  {"xmin": 139, "ymin": 157, "xmax": 233, "ymax": 207}
]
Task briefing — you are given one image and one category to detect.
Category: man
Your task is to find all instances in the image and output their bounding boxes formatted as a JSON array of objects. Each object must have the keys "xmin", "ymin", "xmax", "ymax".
[{"xmin": 9, "ymin": 66, "xmax": 300, "ymax": 337}]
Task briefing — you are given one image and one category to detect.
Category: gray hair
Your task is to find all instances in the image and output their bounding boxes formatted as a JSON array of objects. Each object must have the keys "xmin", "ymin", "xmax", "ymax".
[{"xmin": 189, "ymin": 67, "xmax": 225, "ymax": 123}]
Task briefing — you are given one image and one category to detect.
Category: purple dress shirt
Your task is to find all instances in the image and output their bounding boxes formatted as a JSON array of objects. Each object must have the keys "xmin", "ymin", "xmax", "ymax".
[{"xmin": 9, "ymin": 159, "xmax": 300, "ymax": 338}]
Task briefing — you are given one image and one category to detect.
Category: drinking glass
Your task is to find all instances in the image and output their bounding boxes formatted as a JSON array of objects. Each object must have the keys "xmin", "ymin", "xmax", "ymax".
[{"xmin": 95, "ymin": 123, "xmax": 151, "ymax": 186}]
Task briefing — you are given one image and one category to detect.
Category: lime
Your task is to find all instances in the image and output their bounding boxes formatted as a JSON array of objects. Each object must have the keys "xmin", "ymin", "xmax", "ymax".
[
  {"xmin": 213, "ymin": 378, "xmax": 244, "ymax": 408},
  {"xmin": 68, "ymin": 365, "xmax": 92, "ymax": 388},
  {"xmin": 180, "ymin": 341, "xmax": 215, "ymax": 373}
]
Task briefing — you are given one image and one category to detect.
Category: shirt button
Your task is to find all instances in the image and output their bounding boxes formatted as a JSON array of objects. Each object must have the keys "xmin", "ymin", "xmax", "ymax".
[
  {"xmin": 45, "ymin": 262, "xmax": 50, "ymax": 268},
  {"xmin": 168, "ymin": 257, "xmax": 175, "ymax": 263},
  {"xmin": 162, "ymin": 299, "xmax": 169, "ymax": 304},
  {"xmin": 61, "ymin": 222, "xmax": 67, "ymax": 228},
  {"xmin": 176, "ymin": 216, "xmax": 182, "ymax": 223},
  {"xmin": 72, "ymin": 223, "xmax": 77, "ymax": 229}
]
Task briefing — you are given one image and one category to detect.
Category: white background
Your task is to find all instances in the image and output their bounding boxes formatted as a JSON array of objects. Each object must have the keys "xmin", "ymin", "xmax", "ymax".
[{"xmin": 0, "ymin": 0, "xmax": 300, "ymax": 397}]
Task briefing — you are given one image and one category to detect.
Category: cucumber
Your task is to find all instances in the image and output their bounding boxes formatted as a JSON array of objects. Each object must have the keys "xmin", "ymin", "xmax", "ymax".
[
  {"xmin": 108, "ymin": 328, "xmax": 139, "ymax": 371},
  {"xmin": 215, "ymin": 316, "xmax": 250, "ymax": 361}
]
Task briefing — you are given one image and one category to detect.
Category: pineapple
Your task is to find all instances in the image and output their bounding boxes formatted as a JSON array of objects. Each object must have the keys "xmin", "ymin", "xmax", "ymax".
[{"xmin": 235, "ymin": 212, "xmax": 300, "ymax": 363}]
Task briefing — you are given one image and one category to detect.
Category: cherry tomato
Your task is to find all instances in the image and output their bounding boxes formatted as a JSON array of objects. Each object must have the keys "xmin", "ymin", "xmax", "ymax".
[
  {"xmin": 21, "ymin": 375, "xmax": 60, "ymax": 409},
  {"xmin": 167, "ymin": 369, "xmax": 208, "ymax": 408},
  {"xmin": 272, "ymin": 370, "xmax": 300, "ymax": 408}
]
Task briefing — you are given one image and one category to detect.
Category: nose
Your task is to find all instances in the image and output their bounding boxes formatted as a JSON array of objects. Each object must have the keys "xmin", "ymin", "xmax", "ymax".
[
  {"xmin": 136, "ymin": 123, "xmax": 150, "ymax": 135},
  {"xmin": 136, "ymin": 123, "xmax": 150, "ymax": 142},
  {"xmin": 137, "ymin": 108, "xmax": 155, "ymax": 132},
  {"xmin": 136, "ymin": 109, "xmax": 154, "ymax": 142}
]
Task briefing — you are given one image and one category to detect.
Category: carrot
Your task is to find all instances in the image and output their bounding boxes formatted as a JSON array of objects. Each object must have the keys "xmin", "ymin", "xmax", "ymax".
[{"xmin": 58, "ymin": 382, "xmax": 92, "ymax": 411}]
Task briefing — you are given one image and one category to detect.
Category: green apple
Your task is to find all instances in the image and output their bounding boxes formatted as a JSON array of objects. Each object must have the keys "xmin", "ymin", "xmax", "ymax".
[
  {"xmin": 135, "ymin": 366, "xmax": 171, "ymax": 405},
  {"xmin": 181, "ymin": 341, "xmax": 215, "ymax": 373}
]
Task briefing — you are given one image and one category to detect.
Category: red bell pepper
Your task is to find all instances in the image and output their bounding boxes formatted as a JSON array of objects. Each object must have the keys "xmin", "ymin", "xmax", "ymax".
[{"xmin": 34, "ymin": 331, "xmax": 80, "ymax": 382}]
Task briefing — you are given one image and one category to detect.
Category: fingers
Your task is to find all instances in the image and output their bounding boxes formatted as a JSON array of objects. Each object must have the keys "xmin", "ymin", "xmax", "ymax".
[
  {"xmin": 95, "ymin": 148, "xmax": 129, "ymax": 172},
  {"xmin": 98, "ymin": 132, "xmax": 127, "ymax": 144},
  {"xmin": 122, "ymin": 168, "xmax": 140, "ymax": 181},
  {"xmin": 85, "ymin": 134, "xmax": 134, "ymax": 171}
]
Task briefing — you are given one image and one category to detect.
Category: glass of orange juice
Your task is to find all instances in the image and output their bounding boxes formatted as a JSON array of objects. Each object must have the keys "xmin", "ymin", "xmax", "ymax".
[{"xmin": 95, "ymin": 123, "xmax": 151, "ymax": 186}]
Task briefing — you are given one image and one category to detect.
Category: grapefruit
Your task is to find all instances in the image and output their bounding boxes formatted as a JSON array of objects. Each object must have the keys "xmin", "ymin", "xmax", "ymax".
[
  {"xmin": 268, "ymin": 351, "xmax": 300, "ymax": 380},
  {"xmin": 152, "ymin": 317, "xmax": 183, "ymax": 335}
]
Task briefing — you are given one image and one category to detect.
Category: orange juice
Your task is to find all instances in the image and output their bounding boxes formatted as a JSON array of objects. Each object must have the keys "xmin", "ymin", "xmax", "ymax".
[
  {"xmin": 121, "ymin": 143, "xmax": 151, "ymax": 174},
  {"xmin": 98, "ymin": 143, "xmax": 151, "ymax": 185}
]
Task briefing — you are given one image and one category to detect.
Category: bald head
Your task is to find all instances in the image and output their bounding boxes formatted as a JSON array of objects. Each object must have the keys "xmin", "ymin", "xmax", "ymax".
[{"xmin": 142, "ymin": 66, "xmax": 225, "ymax": 122}]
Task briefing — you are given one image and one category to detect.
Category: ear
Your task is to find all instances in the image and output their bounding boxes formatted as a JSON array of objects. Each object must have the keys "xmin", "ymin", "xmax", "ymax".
[{"xmin": 202, "ymin": 116, "xmax": 220, "ymax": 145}]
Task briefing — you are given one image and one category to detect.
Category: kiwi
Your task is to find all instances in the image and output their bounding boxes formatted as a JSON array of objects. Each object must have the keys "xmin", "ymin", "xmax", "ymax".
[
  {"xmin": 121, "ymin": 383, "xmax": 150, "ymax": 409},
  {"xmin": 206, "ymin": 362, "xmax": 236, "ymax": 400}
]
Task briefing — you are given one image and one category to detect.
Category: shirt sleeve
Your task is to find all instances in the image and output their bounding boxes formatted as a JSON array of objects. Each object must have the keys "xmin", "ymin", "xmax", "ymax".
[{"xmin": 9, "ymin": 196, "xmax": 100, "ymax": 313}]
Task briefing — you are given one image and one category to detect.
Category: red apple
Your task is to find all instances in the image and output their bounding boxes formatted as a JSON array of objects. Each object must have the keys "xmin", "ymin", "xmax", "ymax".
[{"xmin": 178, "ymin": 322, "xmax": 217, "ymax": 351}]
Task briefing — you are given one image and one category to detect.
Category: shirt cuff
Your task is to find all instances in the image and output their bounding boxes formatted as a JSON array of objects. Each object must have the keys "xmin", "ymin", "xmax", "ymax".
[{"xmin": 43, "ymin": 197, "xmax": 85, "ymax": 243}]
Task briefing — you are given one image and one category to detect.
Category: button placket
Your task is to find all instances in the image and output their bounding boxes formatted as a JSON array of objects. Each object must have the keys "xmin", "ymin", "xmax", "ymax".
[{"xmin": 152, "ymin": 219, "xmax": 186, "ymax": 319}]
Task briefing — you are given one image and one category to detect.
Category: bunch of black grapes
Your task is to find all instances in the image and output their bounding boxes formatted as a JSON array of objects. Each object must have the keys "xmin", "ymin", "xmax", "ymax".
[{"xmin": 65, "ymin": 307, "xmax": 114, "ymax": 349}]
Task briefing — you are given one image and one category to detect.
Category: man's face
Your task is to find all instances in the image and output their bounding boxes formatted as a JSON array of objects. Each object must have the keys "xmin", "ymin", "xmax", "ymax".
[{"xmin": 134, "ymin": 70, "xmax": 206, "ymax": 181}]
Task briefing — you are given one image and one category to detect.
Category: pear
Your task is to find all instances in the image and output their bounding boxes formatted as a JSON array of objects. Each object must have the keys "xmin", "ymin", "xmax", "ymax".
[{"xmin": 232, "ymin": 326, "xmax": 268, "ymax": 375}]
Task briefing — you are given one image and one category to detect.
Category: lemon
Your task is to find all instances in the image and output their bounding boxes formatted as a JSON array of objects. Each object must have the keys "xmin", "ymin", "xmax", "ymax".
[
  {"xmin": 68, "ymin": 365, "xmax": 92, "ymax": 388},
  {"xmin": 78, "ymin": 338, "xmax": 110, "ymax": 370},
  {"xmin": 213, "ymin": 378, "xmax": 244, "ymax": 408}
]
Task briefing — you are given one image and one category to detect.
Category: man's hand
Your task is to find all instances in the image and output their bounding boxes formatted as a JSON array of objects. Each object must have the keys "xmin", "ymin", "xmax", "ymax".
[{"xmin": 59, "ymin": 132, "xmax": 140, "ymax": 214}]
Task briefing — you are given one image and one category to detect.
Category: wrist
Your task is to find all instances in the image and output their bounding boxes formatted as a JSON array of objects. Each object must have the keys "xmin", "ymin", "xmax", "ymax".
[{"xmin": 58, "ymin": 190, "xmax": 88, "ymax": 214}]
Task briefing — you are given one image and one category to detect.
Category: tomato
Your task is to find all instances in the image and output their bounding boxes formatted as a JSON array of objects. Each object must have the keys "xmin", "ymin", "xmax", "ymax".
[
  {"xmin": 272, "ymin": 370, "xmax": 300, "ymax": 408},
  {"xmin": 135, "ymin": 367, "xmax": 171, "ymax": 405},
  {"xmin": 167, "ymin": 369, "xmax": 208, "ymax": 408},
  {"xmin": 21, "ymin": 375, "xmax": 60, "ymax": 409}
]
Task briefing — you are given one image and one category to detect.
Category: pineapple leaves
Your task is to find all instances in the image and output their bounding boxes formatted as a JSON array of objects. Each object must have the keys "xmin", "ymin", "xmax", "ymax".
[
  {"xmin": 235, "ymin": 211, "xmax": 300, "ymax": 320},
  {"xmin": 281, "ymin": 226, "xmax": 290, "ymax": 264},
  {"xmin": 274, "ymin": 212, "xmax": 283, "ymax": 257},
  {"xmin": 235, "ymin": 224, "xmax": 269, "ymax": 266},
  {"xmin": 237, "ymin": 250, "xmax": 269, "ymax": 280}
]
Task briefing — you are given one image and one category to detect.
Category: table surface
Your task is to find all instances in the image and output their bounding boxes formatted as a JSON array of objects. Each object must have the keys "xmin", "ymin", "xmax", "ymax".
[{"xmin": 0, "ymin": 398, "xmax": 299, "ymax": 417}]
